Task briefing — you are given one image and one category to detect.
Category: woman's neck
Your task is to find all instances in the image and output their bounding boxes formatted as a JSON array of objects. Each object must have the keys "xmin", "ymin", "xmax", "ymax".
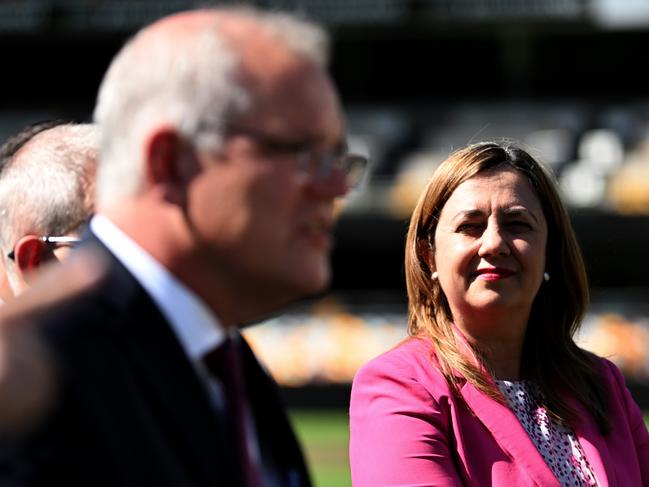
[
  {"xmin": 454, "ymin": 309, "xmax": 528, "ymax": 380},
  {"xmin": 477, "ymin": 336, "xmax": 523, "ymax": 380}
]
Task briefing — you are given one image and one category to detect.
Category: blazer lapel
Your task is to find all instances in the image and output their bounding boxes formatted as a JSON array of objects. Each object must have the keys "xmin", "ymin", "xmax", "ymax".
[
  {"xmin": 567, "ymin": 396, "xmax": 614, "ymax": 487},
  {"xmin": 448, "ymin": 324, "xmax": 557, "ymax": 485},
  {"xmin": 460, "ymin": 382, "xmax": 561, "ymax": 486},
  {"xmin": 449, "ymin": 326, "xmax": 612, "ymax": 487}
]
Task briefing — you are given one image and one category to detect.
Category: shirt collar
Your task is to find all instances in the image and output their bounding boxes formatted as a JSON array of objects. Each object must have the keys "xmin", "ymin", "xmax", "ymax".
[{"xmin": 90, "ymin": 214, "xmax": 226, "ymax": 360}]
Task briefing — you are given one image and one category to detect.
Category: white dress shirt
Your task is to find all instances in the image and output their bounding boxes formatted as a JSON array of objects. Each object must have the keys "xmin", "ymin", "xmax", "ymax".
[{"xmin": 91, "ymin": 215, "xmax": 227, "ymax": 360}]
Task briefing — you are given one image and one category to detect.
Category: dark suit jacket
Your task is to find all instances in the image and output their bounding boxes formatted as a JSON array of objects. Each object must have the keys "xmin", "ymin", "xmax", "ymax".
[{"xmin": 0, "ymin": 234, "xmax": 311, "ymax": 487}]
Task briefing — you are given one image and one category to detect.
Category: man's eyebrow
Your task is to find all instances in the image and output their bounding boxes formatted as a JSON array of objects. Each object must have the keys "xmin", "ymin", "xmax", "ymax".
[
  {"xmin": 297, "ymin": 135, "xmax": 347, "ymax": 155},
  {"xmin": 305, "ymin": 131, "xmax": 345, "ymax": 147}
]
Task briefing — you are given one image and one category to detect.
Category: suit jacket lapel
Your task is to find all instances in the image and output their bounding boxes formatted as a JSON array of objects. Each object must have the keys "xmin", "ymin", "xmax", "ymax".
[
  {"xmin": 85, "ymin": 235, "xmax": 241, "ymax": 486},
  {"xmin": 239, "ymin": 336, "xmax": 311, "ymax": 487},
  {"xmin": 125, "ymin": 296, "xmax": 240, "ymax": 485}
]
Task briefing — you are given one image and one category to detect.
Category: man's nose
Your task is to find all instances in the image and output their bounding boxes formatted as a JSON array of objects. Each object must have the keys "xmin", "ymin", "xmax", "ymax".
[{"xmin": 305, "ymin": 168, "xmax": 349, "ymax": 199}]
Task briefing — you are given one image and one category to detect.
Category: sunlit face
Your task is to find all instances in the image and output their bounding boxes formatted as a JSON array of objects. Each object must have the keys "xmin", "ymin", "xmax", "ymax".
[
  {"xmin": 185, "ymin": 48, "xmax": 347, "ymax": 313},
  {"xmin": 432, "ymin": 168, "xmax": 548, "ymax": 335}
]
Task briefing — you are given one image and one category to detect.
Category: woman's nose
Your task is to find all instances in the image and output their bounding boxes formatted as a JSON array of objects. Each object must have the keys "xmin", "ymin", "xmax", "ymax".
[{"xmin": 478, "ymin": 222, "xmax": 510, "ymax": 257}]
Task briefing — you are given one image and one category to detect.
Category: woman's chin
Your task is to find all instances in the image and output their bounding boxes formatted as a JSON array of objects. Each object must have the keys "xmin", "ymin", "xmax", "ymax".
[{"xmin": 464, "ymin": 292, "xmax": 523, "ymax": 314}]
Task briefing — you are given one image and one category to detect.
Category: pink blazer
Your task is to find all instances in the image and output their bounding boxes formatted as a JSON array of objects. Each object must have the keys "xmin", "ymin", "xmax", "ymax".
[{"xmin": 349, "ymin": 337, "xmax": 649, "ymax": 486}]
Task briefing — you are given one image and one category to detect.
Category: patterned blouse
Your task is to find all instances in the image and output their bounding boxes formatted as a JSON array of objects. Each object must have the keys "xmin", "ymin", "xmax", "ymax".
[{"xmin": 496, "ymin": 380, "xmax": 599, "ymax": 487}]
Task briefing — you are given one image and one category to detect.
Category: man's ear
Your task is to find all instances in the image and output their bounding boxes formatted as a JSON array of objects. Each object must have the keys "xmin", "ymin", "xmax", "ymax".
[
  {"xmin": 145, "ymin": 128, "xmax": 199, "ymax": 206},
  {"xmin": 13, "ymin": 235, "xmax": 46, "ymax": 278}
]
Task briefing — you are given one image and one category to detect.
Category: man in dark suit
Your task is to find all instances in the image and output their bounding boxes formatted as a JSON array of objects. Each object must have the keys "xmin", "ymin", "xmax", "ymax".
[{"xmin": 0, "ymin": 6, "xmax": 366, "ymax": 486}]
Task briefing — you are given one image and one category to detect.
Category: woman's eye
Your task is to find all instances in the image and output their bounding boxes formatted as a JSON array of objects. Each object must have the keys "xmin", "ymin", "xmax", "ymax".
[
  {"xmin": 457, "ymin": 223, "xmax": 483, "ymax": 234},
  {"xmin": 507, "ymin": 221, "xmax": 532, "ymax": 231}
]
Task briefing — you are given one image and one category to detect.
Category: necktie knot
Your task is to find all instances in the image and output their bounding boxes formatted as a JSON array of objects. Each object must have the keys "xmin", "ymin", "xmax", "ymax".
[{"xmin": 203, "ymin": 337, "xmax": 239, "ymax": 381}]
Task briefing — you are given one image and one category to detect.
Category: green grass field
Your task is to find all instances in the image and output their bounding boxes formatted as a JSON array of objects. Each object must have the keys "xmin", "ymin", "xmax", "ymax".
[
  {"xmin": 289, "ymin": 410, "xmax": 351, "ymax": 487},
  {"xmin": 290, "ymin": 410, "xmax": 649, "ymax": 487}
]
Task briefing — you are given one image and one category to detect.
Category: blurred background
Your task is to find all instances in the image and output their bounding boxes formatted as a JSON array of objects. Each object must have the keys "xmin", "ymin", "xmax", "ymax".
[{"xmin": 1, "ymin": 0, "xmax": 649, "ymax": 484}]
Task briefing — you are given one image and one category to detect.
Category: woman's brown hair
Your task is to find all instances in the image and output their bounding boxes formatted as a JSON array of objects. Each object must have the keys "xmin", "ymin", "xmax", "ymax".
[{"xmin": 405, "ymin": 140, "xmax": 610, "ymax": 433}]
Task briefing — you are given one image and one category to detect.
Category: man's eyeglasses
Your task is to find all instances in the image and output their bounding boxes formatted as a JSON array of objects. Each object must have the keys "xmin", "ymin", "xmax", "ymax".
[
  {"xmin": 7, "ymin": 236, "xmax": 82, "ymax": 261},
  {"xmin": 226, "ymin": 126, "xmax": 368, "ymax": 190}
]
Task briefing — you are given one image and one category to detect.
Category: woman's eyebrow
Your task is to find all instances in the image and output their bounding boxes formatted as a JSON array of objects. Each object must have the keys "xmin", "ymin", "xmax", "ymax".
[
  {"xmin": 450, "ymin": 209, "xmax": 485, "ymax": 223},
  {"xmin": 502, "ymin": 207, "xmax": 539, "ymax": 223}
]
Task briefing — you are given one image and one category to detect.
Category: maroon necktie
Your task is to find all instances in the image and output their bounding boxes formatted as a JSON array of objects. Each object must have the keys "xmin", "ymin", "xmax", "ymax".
[{"xmin": 203, "ymin": 337, "xmax": 261, "ymax": 487}]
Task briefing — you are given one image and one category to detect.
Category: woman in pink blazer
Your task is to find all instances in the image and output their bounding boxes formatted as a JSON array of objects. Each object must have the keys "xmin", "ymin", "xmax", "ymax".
[{"xmin": 350, "ymin": 142, "xmax": 649, "ymax": 486}]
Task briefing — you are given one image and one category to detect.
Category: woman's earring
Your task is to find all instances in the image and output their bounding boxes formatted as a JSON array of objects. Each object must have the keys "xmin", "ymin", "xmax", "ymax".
[
  {"xmin": 543, "ymin": 272, "xmax": 550, "ymax": 282},
  {"xmin": 431, "ymin": 271, "xmax": 438, "ymax": 280}
]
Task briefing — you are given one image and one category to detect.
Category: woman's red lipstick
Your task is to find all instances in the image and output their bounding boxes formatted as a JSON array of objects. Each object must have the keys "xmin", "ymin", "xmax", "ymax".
[{"xmin": 474, "ymin": 267, "xmax": 515, "ymax": 281}]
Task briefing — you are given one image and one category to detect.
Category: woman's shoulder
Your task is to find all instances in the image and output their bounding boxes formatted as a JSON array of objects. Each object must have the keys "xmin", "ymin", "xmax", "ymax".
[
  {"xmin": 585, "ymin": 353, "xmax": 625, "ymax": 385},
  {"xmin": 356, "ymin": 335, "xmax": 435, "ymax": 372},
  {"xmin": 581, "ymin": 352, "xmax": 640, "ymax": 410},
  {"xmin": 586, "ymin": 353, "xmax": 649, "ymax": 447},
  {"xmin": 589, "ymin": 354, "xmax": 636, "ymax": 397},
  {"xmin": 352, "ymin": 336, "xmax": 451, "ymax": 395}
]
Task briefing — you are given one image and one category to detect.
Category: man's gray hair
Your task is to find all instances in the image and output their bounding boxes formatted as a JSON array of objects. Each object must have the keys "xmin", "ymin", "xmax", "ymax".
[
  {"xmin": 93, "ymin": 7, "xmax": 329, "ymax": 207},
  {"xmin": 0, "ymin": 123, "xmax": 98, "ymax": 287}
]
